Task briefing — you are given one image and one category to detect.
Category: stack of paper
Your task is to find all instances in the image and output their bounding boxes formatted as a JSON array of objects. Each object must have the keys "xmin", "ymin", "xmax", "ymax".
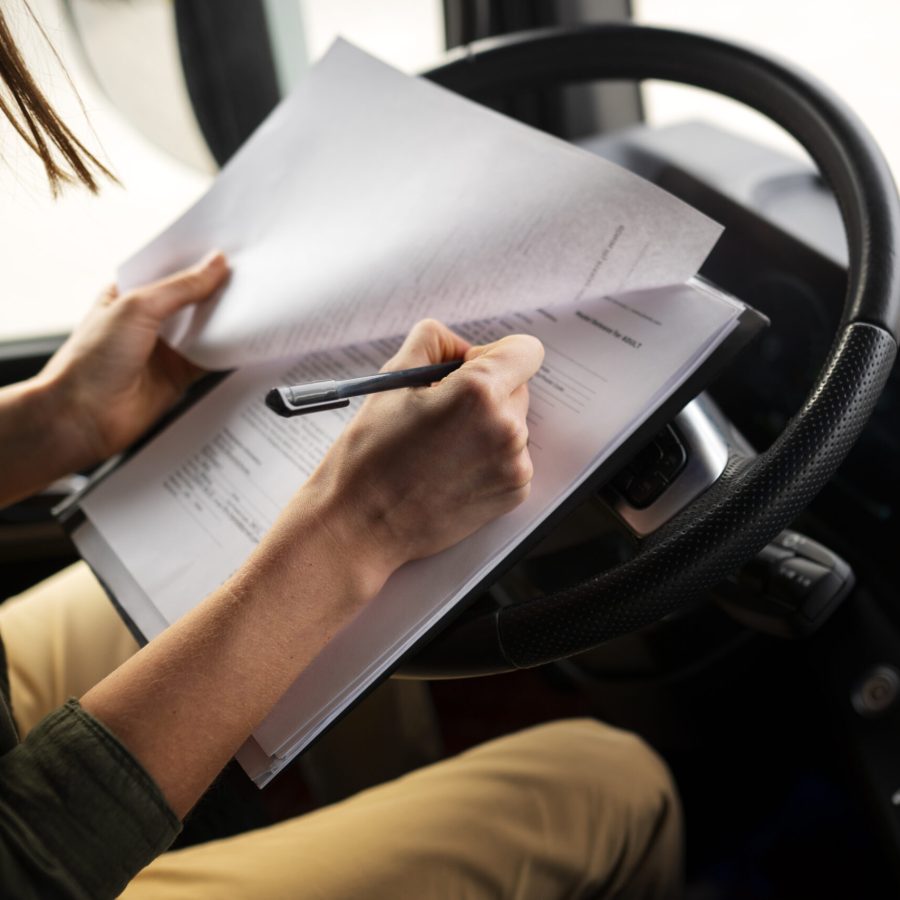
[{"xmin": 70, "ymin": 41, "xmax": 753, "ymax": 787}]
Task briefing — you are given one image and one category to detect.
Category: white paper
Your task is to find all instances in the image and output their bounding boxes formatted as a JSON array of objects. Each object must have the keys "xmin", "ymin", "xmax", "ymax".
[
  {"xmin": 80, "ymin": 281, "xmax": 742, "ymax": 784},
  {"xmin": 118, "ymin": 40, "xmax": 721, "ymax": 370},
  {"xmin": 77, "ymin": 40, "xmax": 742, "ymax": 786}
]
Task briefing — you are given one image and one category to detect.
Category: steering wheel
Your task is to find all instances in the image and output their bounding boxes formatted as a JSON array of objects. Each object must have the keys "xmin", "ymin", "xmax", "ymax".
[{"xmin": 398, "ymin": 24, "xmax": 900, "ymax": 678}]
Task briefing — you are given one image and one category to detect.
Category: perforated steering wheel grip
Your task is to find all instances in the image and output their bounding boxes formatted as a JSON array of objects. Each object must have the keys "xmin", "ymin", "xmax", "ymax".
[{"xmin": 399, "ymin": 25, "xmax": 900, "ymax": 678}]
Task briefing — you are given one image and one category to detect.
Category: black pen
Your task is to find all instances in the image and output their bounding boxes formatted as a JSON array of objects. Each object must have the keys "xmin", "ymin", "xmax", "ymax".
[{"xmin": 265, "ymin": 359, "xmax": 464, "ymax": 417}]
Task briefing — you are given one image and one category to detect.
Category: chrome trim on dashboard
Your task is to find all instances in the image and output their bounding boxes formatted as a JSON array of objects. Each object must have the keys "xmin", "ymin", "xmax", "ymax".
[{"xmin": 612, "ymin": 398, "xmax": 731, "ymax": 537}]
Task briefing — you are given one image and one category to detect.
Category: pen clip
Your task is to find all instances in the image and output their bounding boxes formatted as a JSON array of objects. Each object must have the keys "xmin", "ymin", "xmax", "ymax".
[{"xmin": 265, "ymin": 390, "xmax": 351, "ymax": 418}]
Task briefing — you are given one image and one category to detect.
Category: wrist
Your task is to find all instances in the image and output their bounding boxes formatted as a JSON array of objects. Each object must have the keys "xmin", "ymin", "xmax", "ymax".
[
  {"xmin": 249, "ymin": 479, "xmax": 400, "ymax": 620},
  {"xmin": 28, "ymin": 368, "xmax": 103, "ymax": 474},
  {"xmin": 0, "ymin": 376, "xmax": 81, "ymax": 506},
  {"xmin": 302, "ymin": 475, "xmax": 403, "ymax": 597},
  {"xmin": 305, "ymin": 459, "xmax": 409, "ymax": 585}
]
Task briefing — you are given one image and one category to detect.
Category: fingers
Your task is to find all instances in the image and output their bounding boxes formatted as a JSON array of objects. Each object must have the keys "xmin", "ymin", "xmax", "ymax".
[
  {"xmin": 96, "ymin": 285, "xmax": 118, "ymax": 307},
  {"xmin": 383, "ymin": 319, "xmax": 471, "ymax": 372},
  {"xmin": 387, "ymin": 321, "xmax": 544, "ymax": 397},
  {"xmin": 508, "ymin": 382, "xmax": 530, "ymax": 428},
  {"xmin": 331, "ymin": 323, "xmax": 542, "ymax": 566},
  {"xmin": 461, "ymin": 333, "xmax": 545, "ymax": 396},
  {"xmin": 118, "ymin": 251, "xmax": 230, "ymax": 322}
]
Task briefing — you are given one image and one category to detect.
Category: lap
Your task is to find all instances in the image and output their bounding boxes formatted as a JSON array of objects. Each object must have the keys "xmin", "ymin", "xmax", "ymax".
[
  {"xmin": 0, "ymin": 566, "xmax": 683, "ymax": 898},
  {"xmin": 124, "ymin": 719, "xmax": 682, "ymax": 900},
  {"xmin": 0, "ymin": 562, "xmax": 138, "ymax": 735}
]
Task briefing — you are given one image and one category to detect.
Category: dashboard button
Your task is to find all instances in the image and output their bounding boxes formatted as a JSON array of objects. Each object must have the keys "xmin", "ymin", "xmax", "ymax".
[
  {"xmin": 772, "ymin": 557, "xmax": 830, "ymax": 604},
  {"xmin": 625, "ymin": 473, "xmax": 669, "ymax": 508}
]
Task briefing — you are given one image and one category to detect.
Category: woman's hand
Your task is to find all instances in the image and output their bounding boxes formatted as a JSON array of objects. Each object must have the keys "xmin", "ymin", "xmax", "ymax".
[
  {"xmin": 274, "ymin": 319, "xmax": 545, "ymax": 595},
  {"xmin": 83, "ymin": 318, "xmax": 544, "ymax": 818},
  {"xmin": 0, "ymin": 252, "xmax": 228, "ymax": 507},
  {"xmin": 38, "ymin": 251, "xmax": 229, "ymax": 470}
]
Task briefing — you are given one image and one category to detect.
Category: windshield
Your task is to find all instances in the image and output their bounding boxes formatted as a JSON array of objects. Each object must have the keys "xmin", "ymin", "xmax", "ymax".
[{"xmin": 1, "ymin": 0, "xmax": 895, "ymax": 341}]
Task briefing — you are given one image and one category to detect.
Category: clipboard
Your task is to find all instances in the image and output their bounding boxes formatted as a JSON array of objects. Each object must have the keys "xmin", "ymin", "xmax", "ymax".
[{"xmin": 55, "ymin": 297, "xmax": 767, "ymax": 783}]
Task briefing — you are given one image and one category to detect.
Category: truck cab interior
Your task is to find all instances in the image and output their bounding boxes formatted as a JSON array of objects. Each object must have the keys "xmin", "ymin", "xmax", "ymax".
[{"xmin": 3, "ymin": 1, "xmax": 900, "ymax": 897}]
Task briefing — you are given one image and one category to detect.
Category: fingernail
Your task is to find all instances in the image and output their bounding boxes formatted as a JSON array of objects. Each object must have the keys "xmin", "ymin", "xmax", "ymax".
[{"xmin": 200, "ymin": 250, "xmax": 226, "ymax": 268}]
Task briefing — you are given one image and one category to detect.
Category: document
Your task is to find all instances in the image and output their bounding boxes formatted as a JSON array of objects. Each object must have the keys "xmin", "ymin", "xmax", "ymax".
[
  {"xmin": 68, "ymin": 41, "xmax": 759, "ymax": 786},
  {"xmin": 77, "ymin": 281, "xmax": 747, "ymax": 784},
  {"xmin": 118, "ymin": 40, "xmax": 722, "ymax": 369}
]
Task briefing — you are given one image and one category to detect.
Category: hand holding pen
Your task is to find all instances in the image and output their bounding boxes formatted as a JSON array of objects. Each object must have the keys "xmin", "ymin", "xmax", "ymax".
[{"xmin": 279, "ymin": 319, "xmax": 544, "ymax": 568}]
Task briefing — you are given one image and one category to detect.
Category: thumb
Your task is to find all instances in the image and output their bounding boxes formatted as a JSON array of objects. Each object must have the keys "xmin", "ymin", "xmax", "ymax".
[
  {"xmin": 462, "ymin": 334, "xmax": 545, "ymax": 395},
  {"xmin": 119, "ymin": 251, "xmax": 230, "ymax": 323},
  {"xmin": 383, "ymin": 318, "xmax": 470, "ymax": 372}
]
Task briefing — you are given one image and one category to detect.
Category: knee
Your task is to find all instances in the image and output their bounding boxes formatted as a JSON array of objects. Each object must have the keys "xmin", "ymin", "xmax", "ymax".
[
  {"xmin": 516, "ymin": 719, "xmax": 682, "ymax": 865},
  {"xmin": 544, "ymin": 719, "xmax": 683, "ymax": 892},
  {"xmin": 475, "ymin": 719, "xmax": 682, "ymax": 898},
  {"xmin": 455, "ymin": 719, "xmax": 683, "ymax": 895},
  {"xmin": 526, "ymin": 718, "xmax": 678, "ymax": 819}
]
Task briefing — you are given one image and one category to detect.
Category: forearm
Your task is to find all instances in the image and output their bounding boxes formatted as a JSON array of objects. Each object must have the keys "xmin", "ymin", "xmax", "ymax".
[
  {"xmin": 80, "ymin": 481, "xmax": 389, "ymax": 819},
  {"xmin": 0, "ymin": 375, "xmax": 93, "ymax": 507},
  {"xmin": 78, "ymin": 320, "xmax": 541, "ymax": 820}
]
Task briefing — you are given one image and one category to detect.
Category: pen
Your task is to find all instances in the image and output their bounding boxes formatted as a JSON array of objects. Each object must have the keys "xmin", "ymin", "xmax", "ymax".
[{"xmin": 265, "ymin": 359, "xmax": 465, "ymax": 417}]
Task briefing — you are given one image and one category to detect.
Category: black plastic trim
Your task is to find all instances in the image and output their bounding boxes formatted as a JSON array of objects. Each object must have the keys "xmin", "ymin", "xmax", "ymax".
[{"xmin": 174, "ymin": 0, "xmax": 280, "ymax": 167}]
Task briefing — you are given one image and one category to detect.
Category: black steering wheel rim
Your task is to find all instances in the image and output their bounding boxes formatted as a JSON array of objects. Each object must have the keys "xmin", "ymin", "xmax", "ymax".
[{"xmin": 399, "ymin": 23, "xmax": 900, "ymax": 678}]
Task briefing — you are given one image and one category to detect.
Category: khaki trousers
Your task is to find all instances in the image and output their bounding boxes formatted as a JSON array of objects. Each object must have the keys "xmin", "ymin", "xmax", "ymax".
[{"xmin": 0, "ymin": 564, "xmax": 683, "ymax": 899}]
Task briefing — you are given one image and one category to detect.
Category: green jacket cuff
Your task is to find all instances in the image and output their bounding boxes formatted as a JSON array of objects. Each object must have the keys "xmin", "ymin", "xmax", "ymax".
[{"xmin": 0, "ymin": 698, "xmax": 180, "ymax": 898}]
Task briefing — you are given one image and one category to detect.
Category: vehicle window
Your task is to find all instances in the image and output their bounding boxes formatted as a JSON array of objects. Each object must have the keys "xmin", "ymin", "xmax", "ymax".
[
  {"xmin": 0, "ymin": 0, "xmax": 444, "ymax": 343},
  {"xmin": 291, "ymin": 0, "xmax": 445, "ymax": 82},
  {"xmin": 6, "ymin": 1, "xmax": 892, "ymax": 342},
  {"xmin": 635, "ymin": 0, "xmax": 900, "ymax": 174},
  {"xmin": 1, "ymin": 0, "xmax": 213, "ymax": 342}
]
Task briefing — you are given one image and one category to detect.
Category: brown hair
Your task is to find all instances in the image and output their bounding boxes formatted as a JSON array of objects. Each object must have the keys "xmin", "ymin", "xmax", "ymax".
[{"xmin": 0, "ymin": 1, "xmax": 115, "ymax": 195}]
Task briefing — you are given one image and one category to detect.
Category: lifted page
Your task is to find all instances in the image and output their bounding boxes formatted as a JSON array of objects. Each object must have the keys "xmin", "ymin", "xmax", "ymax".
[{"xmin": 118, "ymin": 40, "xmax": 722, "ymax": 370}]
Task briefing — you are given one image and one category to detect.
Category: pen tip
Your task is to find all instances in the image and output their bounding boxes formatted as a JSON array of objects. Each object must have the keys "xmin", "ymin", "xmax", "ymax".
[{"xmin": 265, "ymin": 389, "xmax": 291, "ymax": 417}]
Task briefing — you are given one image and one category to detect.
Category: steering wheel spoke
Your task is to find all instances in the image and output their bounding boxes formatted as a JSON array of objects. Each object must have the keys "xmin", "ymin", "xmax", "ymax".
[{"xmin": 604, "ymin": 394, "xmax": 749, "ymax": 539}]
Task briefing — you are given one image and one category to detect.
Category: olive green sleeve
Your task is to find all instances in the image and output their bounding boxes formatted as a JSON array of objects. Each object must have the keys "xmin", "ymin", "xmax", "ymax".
[{"xmin": 0, "ymin": 699, "xmax": 180, "ymax": 899}]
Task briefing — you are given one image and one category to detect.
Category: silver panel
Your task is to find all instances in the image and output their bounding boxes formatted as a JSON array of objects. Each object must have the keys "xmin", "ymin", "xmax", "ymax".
[{"xmin": 612, "ymin": 398, "xmax": 730, "ymax": 537}]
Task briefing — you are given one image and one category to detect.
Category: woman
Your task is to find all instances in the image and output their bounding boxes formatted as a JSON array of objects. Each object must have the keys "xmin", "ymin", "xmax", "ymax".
[{"xmin": 0, "ymin": 5, "xmax": 681, "ymax": 897}]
